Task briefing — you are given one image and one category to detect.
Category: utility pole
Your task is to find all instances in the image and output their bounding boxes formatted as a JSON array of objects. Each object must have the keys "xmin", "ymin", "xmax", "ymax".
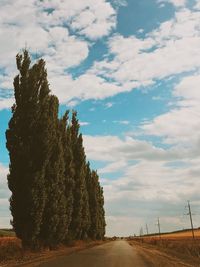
[
  {"xmin": 157, "ymin": 217, "xmax": 161, "ymax": 239},
  {"xmin": 187, "ymin": 200, "xmax": 195, "ymax": 240},
  {"xmin": 140, "ymin": 227, "xmax": 143, "ymax": 237},
  {"xmin": 146, "ymin": 223, "xmax": 149, "ymax": 235}
]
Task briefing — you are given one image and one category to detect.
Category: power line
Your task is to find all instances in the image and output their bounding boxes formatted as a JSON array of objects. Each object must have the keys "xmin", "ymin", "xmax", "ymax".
[
  {"xmin": 146, "ymin": 223, "xmax": 149, "ymax": 235},
  {"xmin": 140, "ymin": 227, "xmax": 143, "ymax": 237}
]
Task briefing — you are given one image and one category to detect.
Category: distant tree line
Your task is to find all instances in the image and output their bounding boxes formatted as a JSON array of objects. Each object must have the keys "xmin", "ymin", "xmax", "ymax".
[{"xmin": 6, "ymin": 50, "xmax": 106, "ymax": 249}]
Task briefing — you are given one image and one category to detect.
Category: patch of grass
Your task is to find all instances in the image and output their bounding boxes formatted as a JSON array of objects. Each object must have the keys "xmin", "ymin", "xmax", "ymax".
[{"xmin": 0, "ymin": 229, "xmax": 15, "ymax": 237}]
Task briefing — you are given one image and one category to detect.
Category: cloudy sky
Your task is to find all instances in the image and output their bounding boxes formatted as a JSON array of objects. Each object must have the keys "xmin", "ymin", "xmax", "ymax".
[{"xmin": 1, "ymin": 0, "xmax": 200, "ymax": 236}]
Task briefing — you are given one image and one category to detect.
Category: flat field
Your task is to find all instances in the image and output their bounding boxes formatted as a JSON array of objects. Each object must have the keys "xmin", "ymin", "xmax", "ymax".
[
  {"xmin": 130, "ymin": 230, "xmax": 200, "ymax": 266},
  {"xmin": 0, "ymin": 229, "xmax": 15, "ymax": 237},
  {"xmin": 145, "ymin": 228, "xmax": 200, "ymax": 239}
]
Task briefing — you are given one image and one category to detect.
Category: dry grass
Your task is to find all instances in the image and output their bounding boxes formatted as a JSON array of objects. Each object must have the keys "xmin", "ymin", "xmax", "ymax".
[
  {"xmin": 159, "ymin": 229, "xmax": 200, "ymax": 239},
  {"xmin": 131, "ymin": 236, "xmax": 200, "ymax": 266},
  {"xmin": 0, "ymin": 237, "xmax": 23, "ymax": 262},
  {"xmin": 0, "ymin": 238, "xmax": 106, "ymax": 266},
  {"xmin": 143, "ymin": 229, "xmax": 200, "ymax": 240}
]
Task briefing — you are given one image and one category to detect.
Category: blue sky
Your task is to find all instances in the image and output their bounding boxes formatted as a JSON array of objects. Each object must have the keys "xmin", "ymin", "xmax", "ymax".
[{"xmin": 1, "ymin": 0, "xmax": 200, "ymax": 236}]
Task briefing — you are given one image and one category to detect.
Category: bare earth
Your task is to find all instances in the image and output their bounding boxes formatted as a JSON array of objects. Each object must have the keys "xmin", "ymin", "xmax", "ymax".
[{"xmin": 23, "ymin": 240, "xmax": 192, "ymax": 267}]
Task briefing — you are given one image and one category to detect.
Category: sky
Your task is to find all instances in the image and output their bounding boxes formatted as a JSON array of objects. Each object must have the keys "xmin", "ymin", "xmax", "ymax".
[{"xmin": 1, "ymin": 0, "xmax": 200, "ymax": 237}]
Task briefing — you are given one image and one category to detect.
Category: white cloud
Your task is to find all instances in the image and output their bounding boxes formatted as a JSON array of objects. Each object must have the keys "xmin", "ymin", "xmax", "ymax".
[
  {"xmin": 111, "ymin": 0, "xmax": 128, "ymax": 7},
  {"xmin": 152, "ymin": 96, "xmax": 163, "ymax": 101},
  {"xmin": 195, "ymin": 1, "xmax": 200, "ymax": 10},
  {"xmin": 99, "ymin": 160, "xmax": 128, "ymax": 174},
  {"xmin": 37, "ymin": 0, "xmax": 116, "ymax": 40},
  {"xmin": 70, "ymin": 1, "xmax": 116, "ymax": 40},
  {"xmin": 66, "ymin": 99, "xmax": 80, "ymax": 107},
  {"xmin": 83, "ymin": 133, "xmax": 200, "ymax": 235},
  {"xmin": 2, "ymin": 1, "xmax": 200, "ymax": 111},
  {"xmin": 0, "ymin": 164, "xmax": 8, "ymax": 186},
  {"xmin": 157, "ymin": 0, "xmax": 187, "ymax": 8},
  {"xmin": 137, "ymin": 28, "xmax": 144, "ymax": 34},
  {"xmin": 98, "ymin": 70, "xmax": 200, "ymax": 235},
  {"xmin": 46, "ymin": 33, "xmax": 89, "ymax": 72},
  {"xmin": 90, "ymin": 7, "xmax": 200, "ymax": 94},
  {"xmin": 49, "ymin": 73, "xmax": 131, "ymax": 105},
  {"xmin": 105, "ymin": 102, "xmax": 114, "ymax": 109},
  {"xmin": 79, "ymin": 121, "xmax": 90, "ymax": 126},
  {"xmin": 0, "ymin": 98, "xmax": 14, "ymax": 110},
  {"xmin": 103, "ymin": 160, "xmax": 200, "ymax": 203},
  {"xmin": 83, "ymin": 134, "xmax": 195, "ymax": 163},
  {"xmin": 0, "ymin": 164, "xmax": 11, "ymax": 228},
  {"xmin": 0, "ymin": 0, "xmax": 118, "ymax": 110},
  {"xmin": 113, "ymin": 120, "xmax": 130, "ymax": 125},
  {"xmin": 142, "ymin": 74, "xmax": 200, "ymax": 145}
]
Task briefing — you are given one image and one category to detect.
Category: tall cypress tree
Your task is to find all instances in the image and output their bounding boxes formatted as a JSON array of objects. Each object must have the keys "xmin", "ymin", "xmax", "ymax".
[
  {"xmin": 59, "ymin": 111, "xmax": 74, "ymax": 242},
  {"xmin": 68, "ymin": 112, "xmax": 90, "ymax": 239},
  {"xmin": 6, "ymin": 51, "xmax": 53, "ymax": 249},
  {"xmin": 86, "ymin": 168, "xmax": 106, "ymax": 240},
  {"xmin": 87, "ymin": 169, "xmax": 99, "ymax": 240},
  {"xmin": 79, "ymin": 136, "xmax": 90, "ymax": 240},
  {"xmin": 6, "ymin": 50, "xmax": 105, "ymax": 248},
  {"xmin": 97, "ymin": 183, "xmax": 106, "ymax": 240},
  {"xmin": 39, "ymin": 96, "xmax": 69, "ymax": 248}
]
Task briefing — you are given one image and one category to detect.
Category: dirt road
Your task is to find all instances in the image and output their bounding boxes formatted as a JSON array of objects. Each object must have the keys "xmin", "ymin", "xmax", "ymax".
[{"xmin": 37, "ymin": 240, "xmax": 150, "ymax": 267}]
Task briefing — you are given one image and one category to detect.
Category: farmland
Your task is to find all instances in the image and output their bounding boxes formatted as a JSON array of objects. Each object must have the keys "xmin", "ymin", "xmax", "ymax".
[
  {"xmin": 128, "ymin": 229, "xmax": 200, "ymax": 266},
  {"xmin": 158, "ymin": 228, "xmax": 200, "ymax": 239},
  {"xmin": 1, "ymin": 229, "xmax": 200, "ymax": 266},
  {"xmin": 139, "ymin": 228, "xmax": 200, "ymax": 240}
]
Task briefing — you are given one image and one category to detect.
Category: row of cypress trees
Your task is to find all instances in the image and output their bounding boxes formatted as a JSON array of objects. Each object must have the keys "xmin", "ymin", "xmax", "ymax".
[{"xmin": 6, "ymin": 50, "xmax": 106, "ymax": 249}]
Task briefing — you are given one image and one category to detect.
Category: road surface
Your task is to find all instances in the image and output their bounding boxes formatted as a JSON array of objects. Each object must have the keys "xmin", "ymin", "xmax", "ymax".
[{"xmin": 38, "ymin": 240, "xmax": 150, "ymax": 267}]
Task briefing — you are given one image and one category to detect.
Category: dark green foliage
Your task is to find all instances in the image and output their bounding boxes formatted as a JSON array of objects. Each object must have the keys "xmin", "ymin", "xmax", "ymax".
[
  {"xmin": 39, "ymin": 96, "xmax": 68, "ymax": 248},
  {"xmin": 79, "ymin": 148, "xmax": 90, "ymax": 240},
  {"xmin": 6, "ymin": 51, "xmax": 106, "ymax": 249},
  {"xmin": 86, "ymin": 167, "xmax": 106, "ymax": 240},
  {"xmin": 97, "ymin": 185, "xmax": 106, "ymax": 239},
  {"xmin": 6, "ymin": 50, "xmax": 53, "ymax": 249},
  {"xmin": 68, "ymin": 112, "xmax": 91, "ymax": 239},
  {"xmin": 59, "ymin": 111, "xmax": 74, "ymax": 242},
  {"xmin": 86, "ymin": 166, "xmax": 97, "ymax": 239}
]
